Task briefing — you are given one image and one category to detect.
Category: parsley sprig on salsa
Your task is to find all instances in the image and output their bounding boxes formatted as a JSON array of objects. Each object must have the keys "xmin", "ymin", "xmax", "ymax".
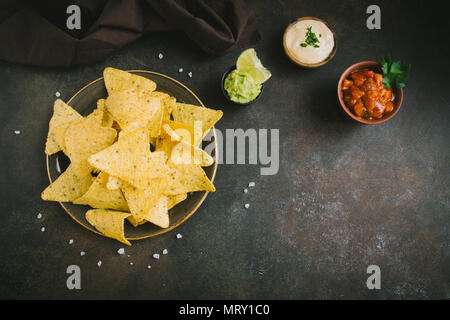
[
  {"xmin": 300, "ymin": 26, "xmax": 321, "ymax": 48},
  {"xmin": 381, "ymin": 56, "xmax": 411, "ymax": 89}
]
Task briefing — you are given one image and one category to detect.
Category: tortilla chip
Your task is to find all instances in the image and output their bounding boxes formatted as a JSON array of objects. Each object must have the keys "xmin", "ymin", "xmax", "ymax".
[
  {"xmin": 127, "ymin": 215, "xmax": 147, "ymax": 227},
  {"xmin": 85, "ymin": 209, "xmax": 131, "ymax": 246},
  {"xmin": 164, "ymin": 162, "xmax": 215, "ymax": 195},
  {"xmin": 157, "ymin": 124, "xmax": 213, "ymax": 167},
  {"xmin": 41, "ymin": 164, "xmax": 93, "ymax": 202},
  {"xmin": 121, "ymin": 180, "xmax": 169, "ymax": 228},
  {"xmin": 103, "ymin": 67, "xmax": 156, "ymax": 96},
  {"xmin": 88, "ymin": 127, "xmax": 168, "ymax": 189},
  {"xmin": 106, "ymin": 89, "xmax": 163, "ymax": 136},
  {"xmin": 64, "ymin": 114, "xmax": 117, "ymax": 176},
  {"xmin": 164, "ymin": 120, "xmax": 202, "ymax": 147},
  {"xmin": 45, "ymin": 99, "xmax": 82, "ymax": 155},
  {"xmin": 73, "ymin": 172, "xmax": 128, "ymax": 211},
  {"xmin": 171, "ymin": 103, "xmax": 223, "ymax": 137},
  {"xmin": 107, "ymin": 175, "xmax": 121, "ymax": 190},
  {"xmin": 96, "ymin": 99, "xmax": 114, "ymax": 127},
  {"xmin": 147, "ymin": 196, "xmax": 169, "ymax": 228},
  {"xmin": 172, "ymin": 141, "xmax": 213, "ymax": 167},
  {"xmin": 168, "ymin": 193, "xmax": 188, "ymax": 210},
  {"xmin": 151, "ymin": 91, "xmax": 176, "ymax": 121}
]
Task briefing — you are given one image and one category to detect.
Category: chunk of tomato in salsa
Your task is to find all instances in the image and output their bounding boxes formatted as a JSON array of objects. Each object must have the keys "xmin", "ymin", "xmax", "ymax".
[{"xmin": 342, "ymin": 70, "xmax": 395, "ymax": 120}]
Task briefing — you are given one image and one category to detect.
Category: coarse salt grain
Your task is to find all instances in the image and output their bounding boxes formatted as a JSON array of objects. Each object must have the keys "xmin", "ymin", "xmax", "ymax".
[
  {"xmin": 162, "ymin": 249, "xmax": 168, "ymax": 255},
  {"xmin": 178, "ymin": 68, "xmax": 183, "ymax": 72},
  {"xmin": 130, "ymin": 262, "xmax": 133, "ymax": 265},
  {"xmin": 147, "ymin": 265, "xmax": 152, "ymax": 269},
  {"xmin": 14, "ymin": 130, "xmax": 21, "ymax": 135},
  {"xmin": 80, "ymin": 251, "xmax": 85, "ymax": 256},
  {"xmin": 249, "ymin": 182, "xmax": 255, "ymax": 187},
  {"xmin": 188, "ymin": 72, "xmax": 192, "ymax": 78},
  {"xmin": 69, "ymin": 239, "xmax": 74, "ymax": 244},
  {"xmin": 37, "ymin": 213, "xmax": 42, "ymax": 219},
  {"xmin": 41, "ymin": 227, "xmax": 45, "ymax": 232},
  {"xmin": 153, "ymin": 253, "xmax": 160, "ymax": 260},
  {"xmin": 117, "ymin": 248, "xmax": 125, "ymax": 255},
  {"xmin": 97, "ymin": 261, "xmax": 102, "ymax": 267},
  {"xmin": 158, "ymin": 53, "xmax": 163, "ymax": 59},
  {"xmin": 244, "ymin": 188, "xmax": 248, "ymax": 193},
  {"xmin": 176, "ymin": 233, "xmax": 182, "ymax": 239},
  {"xmin": 55, "ymin": 91, "xmax": 61, "ymax": 97},
  {"xmin": 244, "ymin": 203, "xmax": 250, "ymax": 209}
]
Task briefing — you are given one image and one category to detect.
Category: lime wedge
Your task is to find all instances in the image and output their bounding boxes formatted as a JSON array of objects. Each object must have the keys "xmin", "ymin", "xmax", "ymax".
[{"xmin": 236, "ymin": 48, "xmax": 271, "ymax": 84}]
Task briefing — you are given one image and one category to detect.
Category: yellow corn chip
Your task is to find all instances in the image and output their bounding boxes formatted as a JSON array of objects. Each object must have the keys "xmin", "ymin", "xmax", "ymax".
[
  {"xmin": 164, "ymin": 162, "xmax": 215, "ymax": 195},
  {"xmin": 96, "ymin": 99, "xmax": 114, "ymax": 127},
  {"xmin": 171, "ymin": 103, "xmax": 223, "ymax": 137},
  {"xmin": 53, "ymin": 102, "xmax": 103, "ymax": 155},
  {"xmin": 121, "ymin": 179, "xmax": 169, "ymax": 228},
  {"xmin": 73, "ymin": 172, "xmax": 128, "ymax": 211},
  {"xmin": 41, "ymin": 164, "xmax": 93, "ymax": 202},
  {"xmin": 157, "ymin": 125, "xmax": 213, "ymax": 167},
  {"xmin": 45, "ymin": 99, "xmax": 82, "ymax": 155},
  {"xmin": 127, "ymin": 215, "xmax": 147, "ymax": 227},
  {"xmin": 88, "ymin": 127, "xmax": 168, "ymax": 189},
  {"xmin": 106, "ymin": 89, "xmax": 163, "ymax": 137},
  {"xmin": 64, "ymin": 114, "xmax": 117, "ymax": 176},
  {"xmin": 85, "ymin": 209, "xmax": 131, "ymax": 246},
  {"xmin": 168, "ymin": 193, "xmax": 188, "ymax": 209},
  {"xmin": 151, "ymin": 91, "xmax": 176, "ymax": 121},
  {"xmin": 103, "ymin": 67, "xmax": 156, "ymax": 96},
  {"xmin": 106, "ymin": 175, "xmax": 121, "ymax": 190},
  {"xmin": 164, "ymin": 120, "xmax": 202, "ymax": 147},
  {"xmin": 172, "ymin": 141, "xmax": 214, "ymax": 167}
]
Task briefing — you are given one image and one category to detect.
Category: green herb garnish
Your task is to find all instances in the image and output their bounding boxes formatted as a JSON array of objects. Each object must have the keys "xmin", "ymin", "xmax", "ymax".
[
  {"xmin": 300, "ymin": 26, "xmax": 320, "ymax": 48},
  {"xmin": 381, "ymin": 55, "xmax": 411, "ymax": 89}
]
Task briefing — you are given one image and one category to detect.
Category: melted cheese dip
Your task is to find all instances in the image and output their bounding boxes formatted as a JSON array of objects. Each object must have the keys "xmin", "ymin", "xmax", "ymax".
[{"xmin": 285, "ymin": 19, "xmax": 334, "ymax": 64}]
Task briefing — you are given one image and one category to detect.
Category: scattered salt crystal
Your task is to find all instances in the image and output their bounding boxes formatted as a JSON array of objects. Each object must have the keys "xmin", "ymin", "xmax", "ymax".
[
  {"xmin": 40, "ymin": 227, "xmax": 45, "ymax": 232},
  {"xmin": 69, "ymin": 239, "xmax": 74, "ymax": 244},
  {"xmin": 80, "ymin": 251, "xmax": 85, "ymax": 256},
  {"xmin": 153, "ymin": 253, "xmax": 160, "ymax": 260},
  {"xmin": 147, "ymin": 265, "xmax": 152, "ymax": 269},
  {"xmin": 248, "ymin": 182, "xmax": 255, "ymax": 187},
  {"xmin": 130, "ymin": 262, "xmax": 133, "ymax": 265},
  {"xmin": 188, "ymin": 71, "xmax": 192, "ymax": 78},
  {"xmin": 178, "ymin": 68, "xmax": 183, "ymax": 73},
  {"xmin": 97, "ymin": 261, "xmax": 102, "ymax": 267},
  {"xmin": 176, "ymin": 233, "xmax": 182, "ymax": 239},
  {"xmin": 37, "ymin": 213, "xmax": 42, "ymax": 219},
  {"xmin": 14, "ymin": 130, "xmax": 21, "ymax": 135},
  {"xmin": 162, "ymin": 249, "xmax": 168, "ymax": 255},
  {"xmin": 244, "ymin": 203, "xmax": 250, "ymax": 209},
  {"xmin": 117, "ymin": 248, "xmax": 125, "ymax": 255},
  {"xmin": 55, "ymin": 91, "xmax": 61, "ymax": 97},
  {"xmin": 243, "ymin": 188, "xmax": 248, "ymax": 194},
  {"xmin": 158, "ymin": 53, "xmax": 163, "ymax": 59}
]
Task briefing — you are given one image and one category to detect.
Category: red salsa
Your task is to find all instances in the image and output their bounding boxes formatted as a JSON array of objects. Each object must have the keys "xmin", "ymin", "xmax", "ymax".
[{"xmin": 342, "ymin": 70, "xmax": 395, "ymax": 120}]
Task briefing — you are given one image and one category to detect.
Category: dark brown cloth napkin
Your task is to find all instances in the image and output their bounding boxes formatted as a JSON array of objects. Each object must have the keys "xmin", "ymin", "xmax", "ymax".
[{"xmin": 0, "ymin": 0, "xmax": 260, "ymax": 67}]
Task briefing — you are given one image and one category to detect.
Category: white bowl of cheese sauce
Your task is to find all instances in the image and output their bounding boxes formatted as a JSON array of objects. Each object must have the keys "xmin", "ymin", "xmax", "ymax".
[{"xmin": 283, "ymin": 17, "xmax": 336, "ymax": 68}]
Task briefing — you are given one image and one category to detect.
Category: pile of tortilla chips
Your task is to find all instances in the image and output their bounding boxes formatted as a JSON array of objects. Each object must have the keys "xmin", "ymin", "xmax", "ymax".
[{"xmin": 42, "ymin": 67, "xmax": 223, "ymax": 245}]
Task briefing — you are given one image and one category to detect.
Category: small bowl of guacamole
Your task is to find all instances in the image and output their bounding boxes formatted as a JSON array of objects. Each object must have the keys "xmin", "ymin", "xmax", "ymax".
[{"xmin": 221, "ymin": 66, "xmax": 264, "ymax": 106}]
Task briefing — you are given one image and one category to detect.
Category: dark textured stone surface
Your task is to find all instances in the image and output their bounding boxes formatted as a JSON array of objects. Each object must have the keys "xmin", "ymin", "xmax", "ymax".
[{"xmin": 0, "ymin": 0, "xmax": 449, "ymax": 299}]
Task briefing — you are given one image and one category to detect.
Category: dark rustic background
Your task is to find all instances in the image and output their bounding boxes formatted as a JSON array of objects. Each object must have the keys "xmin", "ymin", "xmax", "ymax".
[{"xmin": 0, "ymin": 0, "xmax": 449, "ymax": 299}]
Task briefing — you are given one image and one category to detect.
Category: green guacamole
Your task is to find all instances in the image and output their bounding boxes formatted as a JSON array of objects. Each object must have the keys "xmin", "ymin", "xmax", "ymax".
[{"xmin": 224, "ymin": 70, "xmax": 261, "ymax": 104}]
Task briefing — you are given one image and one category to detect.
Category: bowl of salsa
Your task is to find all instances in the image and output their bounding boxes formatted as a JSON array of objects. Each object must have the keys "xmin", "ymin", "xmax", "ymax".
[{"xmin": 338, "ymin": 61, "xmax": 403, "ymax": 124}]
